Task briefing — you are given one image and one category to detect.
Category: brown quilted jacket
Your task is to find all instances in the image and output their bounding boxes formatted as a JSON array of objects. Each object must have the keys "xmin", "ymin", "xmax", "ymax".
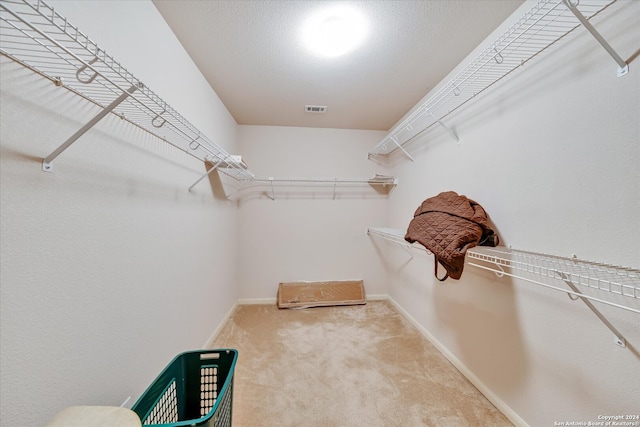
[{"xmin": 405, "ymin": 191, "xmax": 497, "ymax": 280}]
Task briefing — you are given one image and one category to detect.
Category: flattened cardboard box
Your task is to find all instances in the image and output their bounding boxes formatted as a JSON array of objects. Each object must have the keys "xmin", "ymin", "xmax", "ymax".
[{"xmin": 277, "ymin": 280, "xmax": 366, "ymax": 309}]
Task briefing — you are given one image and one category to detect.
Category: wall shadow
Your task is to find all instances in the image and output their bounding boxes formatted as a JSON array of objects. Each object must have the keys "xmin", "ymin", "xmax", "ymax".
[
  {"xmin": 432, "ymin": 265, "xmax": 529, "ymax": 392},
  {"xmin": 204, "ymin": 164, "xmax": 229, "ymax": 200}
]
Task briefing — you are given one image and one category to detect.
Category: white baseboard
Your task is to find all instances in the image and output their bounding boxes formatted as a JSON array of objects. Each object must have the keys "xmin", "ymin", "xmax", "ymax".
[
  {"xmin": 202, "ymin": 300, "xmax": 238, "ymax": 348},
  {"xmin": 237, "ymin": 294, "xmax": 387, "ymax": 305},
  {"xmin": 237, "ymin": 297, "xmax": 277, "ymax": 305},
  {"xmin": 385, "ymin": 296, "xmax": 528, "ymax": 427}
]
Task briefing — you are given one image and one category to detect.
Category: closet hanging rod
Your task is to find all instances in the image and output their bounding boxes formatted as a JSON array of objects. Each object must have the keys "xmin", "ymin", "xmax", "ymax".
[
  {"xmin": 368, "ymin": 0, "xmax": 623, "ymax": 160},
  {"xmin": 250, "ymin": 176, "xmax": 398, "ymax": 185}
]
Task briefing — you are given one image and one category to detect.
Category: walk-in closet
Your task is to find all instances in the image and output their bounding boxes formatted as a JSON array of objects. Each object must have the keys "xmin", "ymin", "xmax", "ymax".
[{"xmin": 1, "ymin": 0, "xmax": 638, "ymax": 426}]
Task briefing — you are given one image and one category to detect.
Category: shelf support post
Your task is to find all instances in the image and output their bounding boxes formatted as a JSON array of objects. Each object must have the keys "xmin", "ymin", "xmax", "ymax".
[
  {"xmin": 428, "ymin": 111, "xmax": 459, "ymax": 144},
  {"xmin": 332, "ymin": 178, "xmax": 337, "ymax": 200},
  {"xmin": 188, "ymin": 159, "xmax": 224, "ymax": 192},
  {"xmin": 389, "ymin": 136, "xmax": 415, "ymax": 162},
  {"xmin": 563, "ymin": 0, "xmax": 629, "ymax": 77},
  {"xmin": 557, "ymin": 272, "xmax": 626, "ymax": 347},
  {"xmin": 42, "ymin": 84, "xmax": 139, "ymax": 172},
  {"xmin": 269, "ymin": 177, "xmax": 276, "ymax": 201}
]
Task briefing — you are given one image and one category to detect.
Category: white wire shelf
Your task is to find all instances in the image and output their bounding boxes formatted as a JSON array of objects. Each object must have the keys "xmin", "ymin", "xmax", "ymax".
[
  {"xmin": 467, "ymin": 246, "xmax": 640, "ymax": 314},
  {"xmin": 368, "ymin": 0, "xmax": 626, "ymax": 161},
  {"xmin": 368, "ymin": 226, "xmax": 639, "ymax": 346},
  {"xmin": 0, "ymin": 0, "xmax": 254, "ymax": 181},
  {"xmin": 229, "ymin": 175, "xmax": 398, "ymax": 200},
  {"xmin": 367, "ymin": 226, "xmax": 432, "ymax": 256},
  {"xmin": 367, "ymin": 227, "xmax": 639, "ymax": 314},
  {"xmin": 248, "ymin": 175, "xmax": 396, "ymax": 185},
  {"xmin": 0, "ymin": 0, "xmax": 399, "ymax": 196}
]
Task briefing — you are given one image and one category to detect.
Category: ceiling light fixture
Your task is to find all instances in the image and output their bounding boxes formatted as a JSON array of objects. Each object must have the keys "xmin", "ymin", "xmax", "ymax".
[{"xmin": 300, "ymin": 5, "xmax": 369, "ymax": 58}]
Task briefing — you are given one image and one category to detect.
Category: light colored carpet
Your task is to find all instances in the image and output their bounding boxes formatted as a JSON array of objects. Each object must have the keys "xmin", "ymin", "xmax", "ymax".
[{"xmin": 211, "ymin": 300, "xmax": 513, "ymax": 427}]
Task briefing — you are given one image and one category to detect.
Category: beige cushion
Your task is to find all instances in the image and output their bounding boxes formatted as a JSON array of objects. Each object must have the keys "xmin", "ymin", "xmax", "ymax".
[{"xmin": 45, "ymin": 406, "xmax": 142, "ymax": 427}]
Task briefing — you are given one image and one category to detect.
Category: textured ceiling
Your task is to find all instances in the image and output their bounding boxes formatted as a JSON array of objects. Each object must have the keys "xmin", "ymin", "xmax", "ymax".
[{"xmin": 152, "ymin": 0, "xmax": 524, "ymax": 131}]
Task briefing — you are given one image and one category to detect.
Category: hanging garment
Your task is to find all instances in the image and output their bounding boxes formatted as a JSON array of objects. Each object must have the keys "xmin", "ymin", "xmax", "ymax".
[{"xmin": 405, "ymin": 191, "xmax": 498, "ymax": 281}]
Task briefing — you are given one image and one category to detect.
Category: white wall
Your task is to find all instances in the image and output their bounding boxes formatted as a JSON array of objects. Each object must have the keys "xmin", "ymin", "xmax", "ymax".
[
  {"xmin": 382, "ymin": 1, "xmax": 640, "ymax": 426},
  {"xmin": 0, "ymin": 1, "xmax": 240, "ymax": 426},
  {"xmin": 236, "ymin": 125, "xmax": 391, "ymax": 300}
]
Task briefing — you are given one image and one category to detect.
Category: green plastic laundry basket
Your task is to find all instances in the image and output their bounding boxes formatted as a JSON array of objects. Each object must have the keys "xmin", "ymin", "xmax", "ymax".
[{"xmin": 132, "ymin": 349, "xmax": 237, "ymax": 427}]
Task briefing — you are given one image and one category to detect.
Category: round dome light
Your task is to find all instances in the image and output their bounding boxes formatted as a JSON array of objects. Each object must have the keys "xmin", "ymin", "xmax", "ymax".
[{"xmin": 300, "ymin": 5, "xmax": 369, "ymax": 58}]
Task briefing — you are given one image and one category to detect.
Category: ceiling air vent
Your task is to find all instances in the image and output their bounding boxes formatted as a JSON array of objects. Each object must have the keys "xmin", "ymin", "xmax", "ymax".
[{"xmin": 305, "ymin": 105, "xmax": 327, "ymax": 113}]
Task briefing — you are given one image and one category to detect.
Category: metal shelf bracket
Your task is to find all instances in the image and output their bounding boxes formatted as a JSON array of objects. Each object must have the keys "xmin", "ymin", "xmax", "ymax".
[
  {"xmin": 42, "ymin": 84, "xmax": 139, "ymax": 172},
  {"xmin": 556, "ymin": 271, "xmax": 626, "ymax": 347},
  {"xmin": 465, "ymin": 245, "xmax": 639, "ymax": 347},
  {"xmin": 187, "ymin": 158, "xmax": 223, "ymax": 192},
  {"xmin": 428, "ymin": 111, "xmax": 459, "ymax": 144},
  {"xmin": 563, "ymin": 0, "xmax": 629, "ymax": 77},
  {"xmin": 269, "ymin": 177, "xmax": 276, "ymax": 201},
  {"xmin": 390, "ymin": 135, "xmax": 415, "ymax": 162}
]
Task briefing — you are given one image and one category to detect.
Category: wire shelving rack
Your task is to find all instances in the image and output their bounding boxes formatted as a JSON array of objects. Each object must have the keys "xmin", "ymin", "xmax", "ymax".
[
  {"xmin": 233, "ymin": 175, "xmax": 397, "ymax": 200},
  {"xmin": 0, "ymin": 0, "xmax": 399, "ymax": 196},
  {"xmin": 367, "ymin": 227, "xmax": 640, "ymax": 346},
  {"xmin": 367, "ymin": 0, "xmax": 627, "ymax": 161},
  {"xmin": 0, "ymin": 0, "xmax": 255, "ymax": 182}
]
